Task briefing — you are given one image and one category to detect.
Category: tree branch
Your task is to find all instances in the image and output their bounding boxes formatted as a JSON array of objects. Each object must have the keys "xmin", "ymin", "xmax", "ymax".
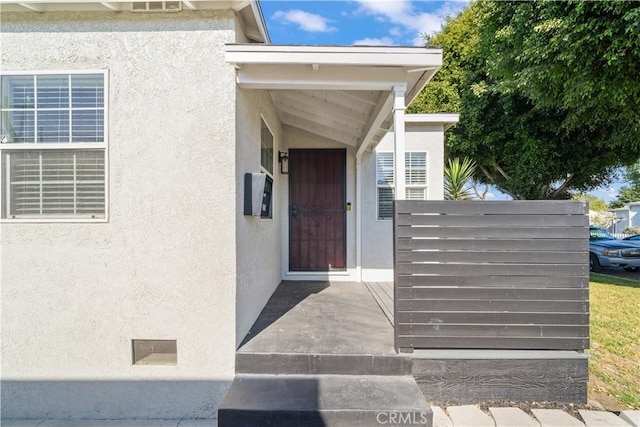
[
  {"xmin": 551, "ymin": 173, "xmax": 576, "ymax": 198},
  {"xmin": 493, "ymin": 160, "xmax": 511, "ymax": 180}
]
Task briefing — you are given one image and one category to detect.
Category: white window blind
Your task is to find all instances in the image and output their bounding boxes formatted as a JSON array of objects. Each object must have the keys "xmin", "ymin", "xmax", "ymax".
[
  {"xmin": 5, "ymin": 150, "xmax": 105, "ymax": 218},
  {"xmin": 1, "ymin": 72, "xmax": 107, "ymax": 220},
  {"xmin": 376, "ymin": 151, "xmax": 428, "ymax": 220}
]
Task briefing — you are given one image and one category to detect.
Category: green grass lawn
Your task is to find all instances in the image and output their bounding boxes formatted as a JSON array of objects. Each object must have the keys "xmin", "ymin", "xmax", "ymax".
[{"xmin": 588, "ymin": 273, "xmax": 640, "ymax": 409}]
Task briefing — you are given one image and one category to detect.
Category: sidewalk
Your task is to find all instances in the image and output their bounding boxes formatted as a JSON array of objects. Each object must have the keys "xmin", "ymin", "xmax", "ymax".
[{"xmin": 3, "ymin": 409, "xmax": 640, "ymax": 427}]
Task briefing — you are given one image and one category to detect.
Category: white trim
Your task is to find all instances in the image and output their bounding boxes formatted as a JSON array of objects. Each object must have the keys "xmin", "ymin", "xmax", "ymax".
[
  {"xmin": 405, "ymin": 113, "xmax": 460, "ymax": 130},
  {"xmin": 235, "ymin": 65, "xmax": 407, "ymax": 91},
  {"xmin": 355, "ymin": 155, "xmax": 362, "ymax": 282},
  {"xmin": 225, "ymin": 44, "xmax": 443, "ymax": 68},
  {"xmin": 393, "ymin": 85, "xmax": 406, "ymax": 201},
  {"xmin": 357, "ymin": 91, "xmax": 394, "ymax": 158},
  {"xmin": 0, "ymin": 69, "xmax": 109, "ymax": 223}
]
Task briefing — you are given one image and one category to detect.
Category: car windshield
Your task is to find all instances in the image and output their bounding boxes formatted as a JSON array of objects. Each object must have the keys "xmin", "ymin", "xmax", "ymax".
[{"xmin": 590, "ymin": 228, "xmax": 615, "ymax": 241}]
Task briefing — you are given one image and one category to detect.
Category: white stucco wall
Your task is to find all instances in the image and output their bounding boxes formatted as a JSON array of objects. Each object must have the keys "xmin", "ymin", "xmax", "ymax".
[
  {"xmin": 361, "ymin": 123, "xmax": 446, "ymax": 281},
  {"xmin": 0, "ymin": 10, "xmax": 238, "ymax": 419},
  {"xmin": 234, "ymin": 88, "xmax": 283, "ymax": 347},
  {"xmin": 281, "ymin": 126, "xmax": 358, "ymax": 281}
]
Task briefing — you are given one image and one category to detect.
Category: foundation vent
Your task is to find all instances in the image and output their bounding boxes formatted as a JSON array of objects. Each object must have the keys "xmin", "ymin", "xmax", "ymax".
[{"xmin": 132, "ymin": 339, "xmax": 177, "ymax": 365}]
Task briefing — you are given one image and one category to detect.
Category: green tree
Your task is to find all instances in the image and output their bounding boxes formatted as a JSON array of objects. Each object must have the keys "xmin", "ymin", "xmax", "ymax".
[
  {"xmin": 410, "ymin": 1, "xmax": 639, "ymax": 200},
  {"xmin": 623, "ymin": 159, "xmax": 640, "ymax": 188},
  {"xmin": 609, "ymin": 186, "xmax": 640, "ymax": 209},
  {"xmin": 444, "ymin": 157, "xmax": 476, "ymax": 200},
  {"xmin": 572, "ymin": 193, "xmax": 608, "ymax": 211}
]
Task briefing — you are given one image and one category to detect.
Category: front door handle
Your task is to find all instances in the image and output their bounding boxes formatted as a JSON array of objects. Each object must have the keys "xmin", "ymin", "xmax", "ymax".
[{"xmin": 291, "ymin": 204, "xmax": 299, "ymax": 218}]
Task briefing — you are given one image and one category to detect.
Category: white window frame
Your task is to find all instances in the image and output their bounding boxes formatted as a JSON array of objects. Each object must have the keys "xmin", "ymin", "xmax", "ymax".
[
  {"xmin": 0, "ymin": 69, "xmax": 109, "ymax": 223},
  {"xmin": 259, "ymin": 114, "xmax": 274, "ymax": 221},
  {"xmin": 376, "ymin": 151, "xmax": 428, "ymax": 221}
]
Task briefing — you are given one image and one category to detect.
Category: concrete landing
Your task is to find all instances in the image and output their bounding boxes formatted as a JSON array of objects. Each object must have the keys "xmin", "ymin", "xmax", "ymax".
[
  {"xmin": 218, "ymin": 374, "xmax": 431, "ymax": 427},
  {"xmin": 238, "ymin": 281, "xmax": 395, "ymax": 355}
]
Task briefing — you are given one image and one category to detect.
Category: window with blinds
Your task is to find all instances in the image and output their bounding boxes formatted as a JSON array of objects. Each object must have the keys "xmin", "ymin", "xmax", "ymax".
[
  {"xmin": 1, "ymin": 72, "xmax": 107, "ymax": 220},
  {"xmin": 376, "ymin": 151, "xmax": 428, "ymax": 220}
]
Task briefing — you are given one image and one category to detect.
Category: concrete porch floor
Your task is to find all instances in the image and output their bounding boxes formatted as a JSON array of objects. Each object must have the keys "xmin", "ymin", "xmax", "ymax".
[{"xmin": 238, "ymin": 281, "xmax": 395, "ymax": 355}]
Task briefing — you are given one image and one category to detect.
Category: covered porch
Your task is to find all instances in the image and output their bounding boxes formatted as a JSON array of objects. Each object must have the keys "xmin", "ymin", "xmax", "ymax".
[{"xmin": 226, "ymin": 44, "xmax": 444, "ymax": 283}]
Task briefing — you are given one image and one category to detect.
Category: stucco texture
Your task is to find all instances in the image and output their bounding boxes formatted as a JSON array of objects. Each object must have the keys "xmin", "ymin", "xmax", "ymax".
[
  {"xmin": 234, "ymin": 87, "xmax": 283, "ymax": 347},
  {"xmin": 1, "ymin": 10, "xmax": 238, "ymax": 419}
]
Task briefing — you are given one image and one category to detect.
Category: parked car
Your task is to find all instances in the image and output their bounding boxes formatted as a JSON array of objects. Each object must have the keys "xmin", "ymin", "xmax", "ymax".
[
  {"xmin": 589, "ymin": 227, "xmax": 640, "ymax": 272},
  {"xmin": 623, "ymin": 234, "xmax": 640, "ymax": 241}
]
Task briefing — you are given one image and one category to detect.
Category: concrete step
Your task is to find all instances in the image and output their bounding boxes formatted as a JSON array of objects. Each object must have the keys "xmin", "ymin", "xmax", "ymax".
[
  {"xmin": 218, "ymin": 374, "xmax": 432, "ymax": 427},
  {"xmin": 236, "ymin": 351, "xmax": 412, "ymax": 375}
]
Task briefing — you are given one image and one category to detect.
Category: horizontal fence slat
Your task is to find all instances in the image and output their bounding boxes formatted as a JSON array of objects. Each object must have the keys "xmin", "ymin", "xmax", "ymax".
[
  {"xmin": 397, "ymin": 263, "xmax": 587, "ymax": 276},
  {"xmin": 397, "ymin": 299, "xmax": 588, "ymax": 313},
  {"xmin": 396, "ymin": 251, "xmax": 587, "ymax": 264},
  {"xmin": 397, "ymin": 336, "xmax": 589, "ymax": 350},
  {"xmin": 397, "ymin": 312, "xmax": 589, "ymax": 325},
  {"xmin": 393, "ymin": 200, "xmax": 589, "ymax": 352},
  {"xmin": 395, "ymin": 200, "xmax": 588, "ymax": 215},
  {"xmin": 396, "ymin": 275, "xmax": 588, "ymax": 288},
  {"xmin": 396, "ymin": 214, "xmax": 588, "ymax": 227},
  {"xmin": 396, "ymin": 226, "xmax": 586, "ymax": 239},
  {"xmin": 396, "ymin": 324, "xmax": 588, "ymax": 338},
  {"xmin": 397, "ymin": 287, "xmax": 588, "ymax": 301},
  {"xmin": 397, "ymin": 238, "xmax": 588, "ymax": 252}
]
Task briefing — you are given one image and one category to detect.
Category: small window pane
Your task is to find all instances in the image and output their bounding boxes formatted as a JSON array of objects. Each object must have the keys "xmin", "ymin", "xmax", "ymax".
[
  {"xmin": 261, "ymin": 119, "xmax": 273, "ymax": 175},
  {"xmin": 72, "ymin": 110, "xmax": 104, "ymax": 142},
  {"xmin": 148, "ymin": 1, "xmax": 164, "ymax": 10},
  {"xmin": 406, "ymin": 152, "xmax": 426, "ymax": 185},
  {"xmin": 36, "ymin": 76, "xmax": 69, "ymax": 109},
  {"xmin": 37, "ymin": 110, "xmax": 70, "ymax": 142},
  {"xmin": 2, "ymin": 111, "xmax": 35, "ymax": 142},
  {"xmin": 406, "ymin": 187, "xmax": 426, "ymax": 200},
  {"xmin": 378, "ymin": 187, "xmax": 394, "ymax": 220},
  {"xmin": 5, "ymin": 150, "xmax": 105, "ymax": 218},
  {"xmin": 71, "ymin": 75, "xmax": 104, "ymax": 108},
  {"xmin": 1, "ymin": 76, "xmax": 34, "ymax": 109},
  {"xmin": 376, "ymin": 152, "xmax": 394, "ymax": 186},
  {"xmin": 165, "ymin": 1, "xmax": 181, "ymax": 10}
]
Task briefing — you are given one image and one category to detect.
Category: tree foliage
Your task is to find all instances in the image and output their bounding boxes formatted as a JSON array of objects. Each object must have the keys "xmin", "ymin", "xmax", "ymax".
[
  {"xmin": 573, "ymin": 193, "xmax": 608, "ymax": 211},
  {"xmin": 609, "ymin": 186, "xmax": 640, "ymax": 209},
  {"xmin": 411, "ymin": 1, "xmax": 640, "ymax": 200}
]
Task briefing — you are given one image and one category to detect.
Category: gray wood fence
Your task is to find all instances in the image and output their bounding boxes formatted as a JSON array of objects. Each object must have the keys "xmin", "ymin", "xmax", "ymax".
[{"xmin": 393, "ymin": 200, "xmax": 589, "ymax": 351}]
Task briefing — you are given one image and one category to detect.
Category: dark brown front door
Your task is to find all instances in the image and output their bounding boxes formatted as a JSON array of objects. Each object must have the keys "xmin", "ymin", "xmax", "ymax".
[{"xmin": 289, "ymin": 149, "xmax": 346, "ymax": 271}]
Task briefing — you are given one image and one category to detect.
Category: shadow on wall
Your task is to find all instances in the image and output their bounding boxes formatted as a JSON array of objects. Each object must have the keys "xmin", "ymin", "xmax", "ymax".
[
  {"xmin": 239, "ymin": 281, "xmax": 329, "ymax": 348},
  {"xmin": 1, "ymin": 379, "xmax": 231, "ymax": 420}
]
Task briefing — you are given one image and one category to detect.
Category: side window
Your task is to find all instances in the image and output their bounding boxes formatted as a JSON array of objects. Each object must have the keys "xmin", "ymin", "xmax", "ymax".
[
  {"xmin": 376, "ymin": 151, "xmax": 428, "ymax": 220},
  {"xmin": 1, "ymin": 72, "xmax": 107, "ymax": 220},
  {"xmin": 260, "ymin": 117, "xmax": 274, "ymax": 219}
]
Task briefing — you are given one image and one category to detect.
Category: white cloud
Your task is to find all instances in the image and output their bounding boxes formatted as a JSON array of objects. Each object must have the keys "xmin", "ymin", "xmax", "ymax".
[
  {"xmin": 388, "ymin": 27, "xmax": 403, "ymax": 37},
  {"xmin": 353, "ymin": 36, "xmax": 395, "ymax": 46},
  {"xmin": 272, "ymin": 9, "xmax": 337, "ymax": 33},
  {"xmin": 355, "ymin": 0, "xmax": 469, "ymax": 45},
  {"xmin": 485, "ymin": 192, "xmax": 496, "ymax": 199}
]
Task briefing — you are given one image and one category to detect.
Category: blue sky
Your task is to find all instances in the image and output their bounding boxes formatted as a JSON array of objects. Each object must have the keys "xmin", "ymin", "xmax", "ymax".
[
  {"xmin": 261, "ymin": 0, "xmax": 468, "ymax": 47},
  {"xmin": 260, "ymin": 0, "xmax": 625, "ymax": 203}
]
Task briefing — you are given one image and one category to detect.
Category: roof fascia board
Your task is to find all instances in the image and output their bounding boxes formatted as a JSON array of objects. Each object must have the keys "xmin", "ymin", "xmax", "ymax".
[
  {"xmin": 225, "ymin": 45, "xmax": 442, "ymax": 68},
  {"xmin": 235, "ymin": 65, "xmax": 407, "ymax": 91}
]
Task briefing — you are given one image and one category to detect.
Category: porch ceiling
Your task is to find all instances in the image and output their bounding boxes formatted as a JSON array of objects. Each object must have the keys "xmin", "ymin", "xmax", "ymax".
[{"xmin": 225, "ymin": 44, "xmax": 442, "ymax": 151}]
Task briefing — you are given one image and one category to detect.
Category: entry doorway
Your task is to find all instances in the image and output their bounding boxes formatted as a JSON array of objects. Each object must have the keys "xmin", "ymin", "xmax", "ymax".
[{"xmin": 289, "ymin": 149, "xmax": 346, "ymax": 271}]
